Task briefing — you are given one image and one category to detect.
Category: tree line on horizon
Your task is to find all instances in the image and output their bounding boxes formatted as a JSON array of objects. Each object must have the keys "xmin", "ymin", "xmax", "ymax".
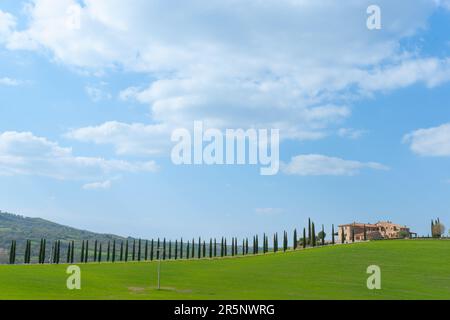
[{"xmin": 7, "ymin": 218, "xmax": 337, "ymax": 265}]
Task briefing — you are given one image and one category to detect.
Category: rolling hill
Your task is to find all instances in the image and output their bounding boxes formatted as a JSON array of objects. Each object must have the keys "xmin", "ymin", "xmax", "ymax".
[
  {"xmin": 0, "ymin": 240, "xmax": 448, "ymax": 300},
  {"xmin": 0, "ymin": 211, "xmax": 127, "ymax": 263}
]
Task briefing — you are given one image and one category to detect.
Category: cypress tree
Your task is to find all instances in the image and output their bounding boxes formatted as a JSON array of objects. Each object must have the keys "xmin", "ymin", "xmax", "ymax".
[
  {"xmin": 312, "ymin": 223, "xmax": 316, "ymax": 247},
  {"xmin": 186, "ymin": 240, "xmax": 190, "ymax": 259},
  {"xmin": 202, "ymin": 241, "xmax": 206, "ymax": 258},
  {"xmin": 196, "ymin": 237, "xmax": 200, "ymax": 259},
  {"xmin": 308, "ymin": 218, "xmax": 311, "ymax": 245},
  {"xmin": 120, "ymin": 241, "xmax": 124, "ymax": 262},
  {"xmin": 67, "ymin": 242, "xmax": 71, "ymax": 264},
  {"xmin": 303, "ymin": 228, "xmax": 306, "ymax": 248},
  {"xmin": 214, "ymin": 238, "xmax": 217, "ymax": 257},
  {"xmin": 107, "ymin": 241, "xmax": 111, "ymax": 262},
  {"xmin": 220, "ymin": 238, "xmax": 224, "ymax": 257},
  {"xmin": 94, "ymin": 240, "xmax": 98, "ymax": 262},
  {"xmin": 98, "ymin": 243, "xmax": 102, "ymax": 262},
  {"xmin": 163, "ymin": 238, "xmax": 166, "ymax": 260},
  {"xmin": 209, "ymin": 239, "xmax": 212, "ymax": 258},
  {"xmin": 80, "ymin": 240, "xmax": 85, "ymax": 263},
  {"xmin": 332, "ymin": 224, "xmax": 335, "ymax": 245},
  {"xmin": 138, "ymin": 239, "xmax": 141, "ymax": 261},
  {"xmin": 175, "ymin": 240, "xmax": 178, "ymax": 260},
  {"xmin": 84, "ymin": 240, "xmax": 89, "ymax": 263},
  {"xmin": 112, "ymin": 240, "xmax": 116, "ymax": 263},
  {"xmin": 321, "ymin": 224, "xmax": 325, "ymax": 246},
  {"xmin": 246, "ymin": 238, "xmax": 249, "ymax": 255},
  {"xmin": 132, "ymin": 239, "xmax": 136, "ymax": 261},
  {"xmin": 157, "ymin": 238, "xmax": 161, "ymax": 260},
  {"xmin": 180, "ymin": 239, "xmax": 183, "ymax": 260},
  {"xmin": 293, "ymin": 229, "xmax": 297, "ymax": 250},
  {"xmin": 145, "ymin": 240, "xmax": 148, "ymax": 261},
  {"xmin": 191, "ymin": 238, "xmax": 195, "ymax": 258},
  {"xmin": 224, "ymin": 238, "xmax": 227, "ymax": 256},
  {"xmin": 57, "ymin": 240, "xmax": 61, "ymax": 264},
  {"xmin": 168, "ymin": 240, "xmax": 172, "ymax": 260},
  {"xmin": 351, "ymin": 226, "xmax": 355, "ymax": 243},
  {"xmin": 341, "ymin": 227, "xmax": 345, "ymax": 244},
  {"xmin": 43, "ymin": 239, "xmax": 47, "ymax": 263},
  {"xmin": 151, "ymin": 239, "xmax": 154, "ymax": 261},
  {"xmin": 24, "ymin": 240, "xmax": 30, "ymax": 264},
  {"xmin": 71, "ymin": 241, "xmax": 75, "ymax": 263},
  {"xmin": 9, "ymin": 240, "xmax": 15, "ymax": 264},
  {"xmin": 125, "ymin": 240, "xmax": 129, "ymax": 262},
  {"xmin": 363, "ymin": 225, "xmax": 367, "ymax": 241}
]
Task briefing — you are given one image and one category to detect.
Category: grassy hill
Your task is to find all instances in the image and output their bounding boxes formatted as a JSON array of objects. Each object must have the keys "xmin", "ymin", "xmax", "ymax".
[
  {"xmin": 0, "ymin": 240, "xmax": 448, "ymax": 300},
  {"xmin": 0, "ymin": 211, "xmax": 127, "ymax": 264}
]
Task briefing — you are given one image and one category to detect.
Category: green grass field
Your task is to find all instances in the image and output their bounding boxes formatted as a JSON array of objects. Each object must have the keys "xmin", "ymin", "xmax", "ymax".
[{"xmin": 0, "ymin": 240, "xmax": 448, "ymax": 300}]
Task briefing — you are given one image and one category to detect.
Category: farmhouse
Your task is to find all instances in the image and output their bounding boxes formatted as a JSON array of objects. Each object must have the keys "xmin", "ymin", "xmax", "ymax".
[{"xmin": 338, "ymin": 221, "xmax": 412, "ymax": 242}]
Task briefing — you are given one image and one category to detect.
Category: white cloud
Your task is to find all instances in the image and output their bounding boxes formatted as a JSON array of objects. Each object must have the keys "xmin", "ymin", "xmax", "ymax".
[
  {"xmin": 0, "ymin": 131, "xmax": 158, "ymax": 180},
  {"xmin": 403, "ymin": 123, "xmax": 450, "ymax": 156},
  {"xmin": 0, "ymin": 10, "xmax": 15, "ymax": 42},
  {"xmin": 282, "ymin": 154, "xmax": 389, "ymax": 176},
  {"xmin": 338, "ymin": 128, "xmax": 366, "ymax": 140},
  {"xmin": 83, "ymin": 180, "xmax": 112, "ymax": 190},
  {"xmin": 85, "ymin": 85, "xmax": 112, "ymax": 102},
  {"xmin": 65, "ymin": 121, "xmax": 170, "ymax": 156},
  {"xmin": 0, "ymin": 77, "xmax": 20, "ymax": 86},
  {"xmin": 2, "ymin": 0, "xmax": 449, "ymax": 147}
]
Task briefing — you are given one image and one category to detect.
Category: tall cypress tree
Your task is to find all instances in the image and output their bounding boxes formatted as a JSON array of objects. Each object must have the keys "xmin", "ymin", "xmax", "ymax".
[
  {"xmin": 224, "ymin": 238, "xmax": 227, "ymax": 256},
  {"xmin": 125, "ymin": 240, "xmax": 129, "ymax": 262},
  {"xmin": 363, "ymin": 225, "xmax": 367, "ymax": 241},
  {"xmin": 341, "ymin": 227, "xmax": 345, "ymax": 244},
  {"xmin": 157, "ymin": 238, "xmax": 161, "ymax": 260},
  {"xmin": 312, "ymin": 223, "xmax": 316, "ymax": 247},
  {"xmin": 332, "ymin": 224, "xmax": 335, "ymax": 245},
  {"xmin": 145, "ymin": 240, "xmax": 148, "ymax": 261},
  {"xmin": 197, "ymin": 237, "xmax": 201, "ymax": 259},
  {"xmin": 9, "ymin": 240, "xmax": 15, "ymax": 264},
  {"xmin": 107, "ymin": 241, "xmax": 111, "ymax": 262},
  {"xmin": 132, "ymin": 239, "xmax": 136, "ymax": 261},
  {"xmin": 71, "ymin": 241, "xmax": 75, "ymax": 263},
  {"xmin": 303, "ymin": 228, "xmax": 306, "ymax": 248},
  {"xmin": 175, "ymin": 240, "xmax": 178, "ymax": 260},
  {"xmin": 112, "ymin": 240, "xmax": 116, "ymax": 263},
  {"xmin": 186, "ymin": 240, "xmax": 190, "ymax": 259},
  {"xmin": 293, "ymin": 229, "xmax": 297, "ymax": 250},
  {"xmin": 321, "ymin": 224, "xmax": 325, "ymax": 246},
  {"xmin": 151, "ymin": 239, "xmax": 154, "ymax": 261},
  {"xmin": 162, "ymin": 238, "xmax": 166, "ymax": 260},
  {"xmin": 120, "ymin": 241, "xmax": 124, "ymax": 262},
  {"xmin": 94, "ymin": 240, "xmax": 98, "ymax": 262},
  {"xmin": 98, "ymin": 243, "xmax": 102, "ymax": 262},
  {"xmin": 67, "ymin": 242, "xmax": 71, "ymax": 264},
  {"xmin": 57, "ymin": 240, "xmax": 61, "ymax": 264},
  {"xmin": 351, "ymin": 226, "xmax": 355, "ymax": 243},
  {"xmin": 80, "ymin": 240, "xmax": 85, "ymax": 263},
  {"xmin": 308, "ymin": 218, "xmax": 312, "ymax": 245},
  {"xmin": 179, "ymin": 239, "xmax": 183, "ymax": 259},
  {"xmin": 138, "ymin": 239, "xmax": 141, "ymax": 261},
  {"xmin": 168, "ymin": 240, "xmax": 172, "ymax": 260},
  {"xmin": 191, "ymin": 238, "xmax": 195, "ymax": 258},
  {"xmin": 209, "ymin": 239, "xmax": 212, "ymax": 258},
  {"xmin": 214, "ymin": 238, "xmax": 217, "ymax": 257},
  {"xmin": 84, "ymin": 240, "xmax": 89, "ymax": 263}
]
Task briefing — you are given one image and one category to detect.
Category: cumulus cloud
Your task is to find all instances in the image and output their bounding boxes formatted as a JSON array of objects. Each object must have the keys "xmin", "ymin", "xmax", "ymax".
[
  {"xmin": 1, "ymin": 0, "xmax": 449, "ymax": 153},
  {"xmin": 403, "ymin": 123, "xmax": 450, "ymax": 156},
  {"xmin": 65, "ymin": 121, "xmax": 171, "ymax": 156},
  {"xmin": 282, "ymin": 154, "xmax": 389, "ymax": 176},
  {"xmin": 0, "ymin": 131, "xmax": 158, "ymax": 180}
]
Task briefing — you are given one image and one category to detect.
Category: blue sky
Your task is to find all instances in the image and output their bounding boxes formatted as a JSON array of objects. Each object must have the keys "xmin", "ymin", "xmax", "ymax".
[{"xmin": 0, "ymin": 0, "xmax": 449, "ymax": 239}]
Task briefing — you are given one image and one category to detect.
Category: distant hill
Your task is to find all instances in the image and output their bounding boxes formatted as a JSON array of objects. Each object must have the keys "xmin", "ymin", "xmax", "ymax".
[{"xmin": 0, "ymin": 211, "xmax": 128, "ymax": 264}]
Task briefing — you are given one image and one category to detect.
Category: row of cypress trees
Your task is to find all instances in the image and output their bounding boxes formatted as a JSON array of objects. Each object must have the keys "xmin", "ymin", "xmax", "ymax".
[{"xmin": 8, "ymin": 220, "xmax": 338, "ymax": 264}]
